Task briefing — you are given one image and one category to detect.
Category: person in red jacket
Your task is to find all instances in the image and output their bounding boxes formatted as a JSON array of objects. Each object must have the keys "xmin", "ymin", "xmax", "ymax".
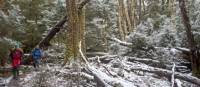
[{"xmin": 9, "ymin": 45, "xmax": 23, "ymax": 79}]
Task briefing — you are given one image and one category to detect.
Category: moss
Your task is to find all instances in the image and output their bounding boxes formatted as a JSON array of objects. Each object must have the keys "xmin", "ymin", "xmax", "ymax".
[{"xmin": 192, "ymin": 68, "xmax": 200, "ymax": 78}]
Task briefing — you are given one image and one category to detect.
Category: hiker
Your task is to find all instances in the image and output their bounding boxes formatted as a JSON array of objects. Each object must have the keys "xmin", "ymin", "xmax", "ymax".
[
  {"xmin": 9, "ymin": 45, "xmax": 23, "ymax": 79},
  {"xmin": 32, "ymin": 46, "xmax": 42, "ymax": 69}
]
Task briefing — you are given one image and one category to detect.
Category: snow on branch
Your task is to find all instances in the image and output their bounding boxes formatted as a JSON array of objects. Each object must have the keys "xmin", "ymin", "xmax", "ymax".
[
  {"xmin": 175, "ymin": 47, "xmax": 190, "ymax": 53},
  {"xmin": 171, "ymin": 63, "xmax": 176, "ymax": 87},
  {"xmin": 79, "ymin": 41, "xmax": 89, "ymax": 65},
  {"xmin": 107, "ymin": 37, "xmax": 132, "ymax": 47}
]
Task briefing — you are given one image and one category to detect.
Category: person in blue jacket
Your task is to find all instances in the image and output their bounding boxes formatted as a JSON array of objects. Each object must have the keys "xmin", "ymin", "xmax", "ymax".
[{"xmin": 32, "ymin": 46, "xmax": 42, "ymax": 69}]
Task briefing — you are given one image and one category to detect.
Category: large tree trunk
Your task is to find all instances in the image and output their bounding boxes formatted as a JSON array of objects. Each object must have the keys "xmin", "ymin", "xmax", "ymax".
[
  {"xmin": 38, "ymin": 0, "xmax": 90, "ymax": 49},
  {"xmin": 65, "ymin": 0, "xmax": 79, "ymax": 60},
  {"xmin": 63, "ymin": 0, "xmax": 89, "ymax": 65},
  {"xmin": 117, "ymin": 0, "xmax": 131, "ymax": 41},
  {"xmin": 179, "ymin": 0, "xmax": 200, "ymax": 78}
]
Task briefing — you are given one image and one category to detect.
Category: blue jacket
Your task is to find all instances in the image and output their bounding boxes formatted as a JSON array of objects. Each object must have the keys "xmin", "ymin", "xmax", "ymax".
[{"xmin": 32, "ymin": 48, "xmax": 42, "ymax": 59}]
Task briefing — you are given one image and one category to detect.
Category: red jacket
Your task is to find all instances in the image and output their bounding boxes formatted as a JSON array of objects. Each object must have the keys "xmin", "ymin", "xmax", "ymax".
[{"xmin": 10, "ymin": 48, "xmax": 23, "ymax": 68}]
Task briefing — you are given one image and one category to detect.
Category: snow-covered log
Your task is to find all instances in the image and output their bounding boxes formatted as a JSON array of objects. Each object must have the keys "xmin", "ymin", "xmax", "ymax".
[
  {"xmin": 88, "ymin": 55, "xmax": 118, "ymax": 64},
  {"xmin": 84, "ymin": 67, "xmax": 110, "ymax": 87},
  {"xmin": 127, "ymin": 57, "xmax": 161, "ymax": 66},
  {"xmin": 86, "ymin": 52, "xmax": 109, "ymax": 57},
  {"xmin": 79, "ymin": 41, "xmax": 109, "ymax": 87},
  {"xmin": 129, "ymin": 63, "xmax": 200, "ymax": 86},
  {"xmin": 175, "ymin": 47, "xmax": 190, "ymax": 53},
  {"xmin": 107, "ymin": 37, "xmax": 132, "ymax": 47}
]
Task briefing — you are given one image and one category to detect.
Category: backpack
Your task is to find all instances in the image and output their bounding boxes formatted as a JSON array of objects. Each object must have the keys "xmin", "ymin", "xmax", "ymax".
[
  {"xmin": 12, "ymin": 49, "xmax": 22, "ymax": 59},
  {"xmin": 33, "ymin": 49, "xmax": 41, "ymax": 58}
]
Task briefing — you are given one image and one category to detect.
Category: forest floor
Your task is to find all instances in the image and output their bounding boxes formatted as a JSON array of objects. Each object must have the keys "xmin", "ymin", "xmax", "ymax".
[
  {"xmin": 3, "ymin": 55, "xmax": 197, "ymax": 87},
  {"xmin": 1, "ymin": 45, "xmax": 199, "ymax": 87}
]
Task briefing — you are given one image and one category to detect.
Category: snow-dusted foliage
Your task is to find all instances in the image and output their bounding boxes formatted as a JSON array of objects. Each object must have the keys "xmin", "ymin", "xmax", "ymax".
[{"xmin": 85, "ymin": 0, "xmax": 118, "ymax": 51}]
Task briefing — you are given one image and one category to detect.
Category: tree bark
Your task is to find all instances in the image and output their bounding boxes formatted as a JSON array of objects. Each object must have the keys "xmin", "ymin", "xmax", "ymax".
[
  {"xmin": 38, "ymin": 0, "xmax": 90, "ymax": 49},
  {"xmin": 65, "ymin": 0, "xmax": 79, "ymax": 60},
  {"xmin": 124, "ymin": 0, "xmax": 132, "ymax": 33},
  {"xmin": 118, "ymin": 0, "xmax": 125, "ymax": 41},
  {"xmin": 138, "ymin": 0, "xmax": 142, "ymax": 23},
  {"xmin": 118, "ymin": 0, "xmax": 130, "ymax": 41},
  {"xmin": 63, "ymin": 0, "xmax": 90, "ymax": 65},
  {"xmin": 179, "ymin": 0, "xmax": 200, "ymax": 78}
]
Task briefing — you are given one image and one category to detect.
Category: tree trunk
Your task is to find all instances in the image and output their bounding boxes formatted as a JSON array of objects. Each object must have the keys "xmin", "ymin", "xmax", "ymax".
[
  {"xmin": 117, "ymin": 0, "xmax": 130, "ymax": 41},
  {"xmin": 138, "ymin": 0, "xmax": 142, "ymax": 24},
  {"xmin": 65, "ymin": 0, "xmax": 79, "ymax": 60},
  {"xmin": 124, "ymin": 0, "xmax": 132, "ymax": 33},
  {"xmin": 127, "ymin": 0, "xmax": 134, "ymax": 32},
  {"xmin": 63, "ymin": 0, "xmax": 89, "ymax": 65},
  {"xmin": 38, "ymin": 0, "xmax": 90, "ymax": 49},
  {"xmin": 179, "ymin": 0, "xmax": 200, "ymax": 78},
  {"xmin": 118, "ymin": 0, "xmax": 125, "ymax": 41}
]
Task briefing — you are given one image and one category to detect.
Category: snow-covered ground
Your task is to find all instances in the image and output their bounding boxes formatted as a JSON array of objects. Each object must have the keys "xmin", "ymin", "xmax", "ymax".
[{"xmin": 2, "ymin": 45, "xmax": 198, "ymax": 87}]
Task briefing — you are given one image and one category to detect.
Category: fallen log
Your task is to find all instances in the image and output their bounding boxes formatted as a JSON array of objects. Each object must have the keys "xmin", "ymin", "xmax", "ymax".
[
  {"xmin": 85, "ymin": 67, "xmax": 110, "ymax": 87},
  {"xmin": 175, "ymin": 47, "xmax": 191, "ymax": 62},
  {"xmin": 88, "ymin": 55, "xmax": 118, "ymax": 64},
  {"xmin": 79, "ymin": 40, "xmax": 110, "ymax": 87},
  {"xmin": 128, "ymin": 63, "xmax": 200, "ymax": 86},
  {"xmin": 39, "ymin": 16, "xmax": 67, "ymax": 48}
]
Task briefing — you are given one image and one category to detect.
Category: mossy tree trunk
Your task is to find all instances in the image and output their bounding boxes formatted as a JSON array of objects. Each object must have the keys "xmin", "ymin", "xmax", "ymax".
[
  {"xmin": 64, "ymin": 0, "xmax": 88, "ymax": 65},
  {"xmin": 65, "ymin": 0, "xmax": 80, "ymax": 62}
]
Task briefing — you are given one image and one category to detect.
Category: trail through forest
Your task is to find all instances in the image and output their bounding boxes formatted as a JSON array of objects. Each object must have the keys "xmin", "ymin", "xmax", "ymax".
[{"xmin": 1, "ymin": 0, "xmax": 200, "ymax": 87}]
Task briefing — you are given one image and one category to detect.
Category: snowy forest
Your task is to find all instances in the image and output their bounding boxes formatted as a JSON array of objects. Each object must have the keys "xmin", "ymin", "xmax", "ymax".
[{"xmin": 0, "ymin": 0, "xmax": 200, "ymax": 87}]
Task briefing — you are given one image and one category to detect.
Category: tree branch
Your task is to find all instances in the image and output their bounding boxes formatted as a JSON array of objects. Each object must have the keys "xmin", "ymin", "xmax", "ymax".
[
  {"xmin": 78, "ymin": 0, "xmax": 90, "ymax": 10},
  {"xmin": 107, "ymin": 37, "xmax": 132, "ymax": 47}
]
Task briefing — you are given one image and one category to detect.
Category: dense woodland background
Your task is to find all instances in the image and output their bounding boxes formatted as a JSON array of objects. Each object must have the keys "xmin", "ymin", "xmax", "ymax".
[{"xmin": 0, "ymin": 0, "xmax": 200, "ymax": 87}]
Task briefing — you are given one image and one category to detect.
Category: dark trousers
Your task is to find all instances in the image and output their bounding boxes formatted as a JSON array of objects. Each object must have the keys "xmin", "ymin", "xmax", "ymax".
[
  {"xmin": 12, "ymin": 67, "xmax": 19, "ymax": 79},
  {"xmin": 33, "ymin": 59, "xmax": 40, "ymax": 68}
]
